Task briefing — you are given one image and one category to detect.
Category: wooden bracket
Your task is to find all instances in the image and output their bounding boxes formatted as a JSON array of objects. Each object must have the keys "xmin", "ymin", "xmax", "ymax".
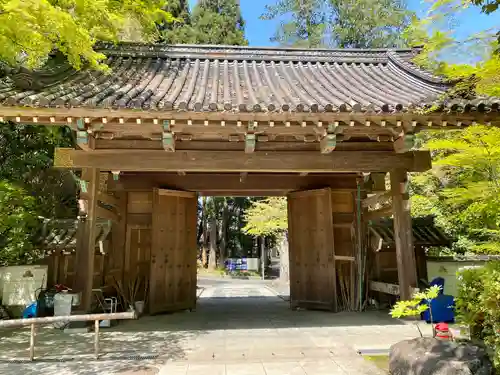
[
  {"xmin": 394, "ymin": 134, "xmax": 415, "ymax": 153},
  {"xmin": 162, "ymin": 120, "xmax": 175, "ymax": 152},
  {"xmin": 76, "ymin": 118, "xmax": 90, "ymax": 151},
  {"xmin": 320, "ymin": 134, "xmax": 337, "ymax": 154},
  {"xmin": 245, "ymin": 134, "xmax": 256, "ymax": 153}
]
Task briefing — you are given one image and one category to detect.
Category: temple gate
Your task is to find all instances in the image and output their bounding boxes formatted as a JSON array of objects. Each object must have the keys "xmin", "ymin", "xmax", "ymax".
[{"xmin": 0, "ymin": 43, "xmax": 497, "ymax": 314}]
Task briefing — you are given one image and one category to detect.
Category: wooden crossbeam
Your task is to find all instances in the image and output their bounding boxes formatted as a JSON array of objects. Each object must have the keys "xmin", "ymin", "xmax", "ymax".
[
  {"xmin": 108, "ymin": 173, "xmax": 360, "ymax": 193},
  {"xmin": 54, "ymin": 149, "xmax": 432, "ymax": 173}
]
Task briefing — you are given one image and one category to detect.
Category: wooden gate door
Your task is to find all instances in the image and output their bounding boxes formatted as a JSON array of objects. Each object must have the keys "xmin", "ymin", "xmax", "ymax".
[
  {"xmin": 287, "ymin": 188, "xmax": 337, "ymax": 311},
  {"xmin": 150, "ymin": 188, "xmax": 197, "ymax": 314}
]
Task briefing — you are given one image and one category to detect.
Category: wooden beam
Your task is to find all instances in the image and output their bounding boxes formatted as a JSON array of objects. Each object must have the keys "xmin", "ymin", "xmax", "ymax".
[
  {"xmin": 54, "ymin": 149, "xmax": 432, "ymax": 173},
  {"xmin": 394, "ymin": 134, "xmax": 415, "ymax": 153},
  {"xmin": 320, "ymin": 134, "xmax": 337, "ymax": 154},
  {"xmin": 107, "ymin": 172, "xmax": 359, "ymax": 193},
  {"xmin": 73, "ymin": 168, "xmax": 99, "ymax": 312},
  {"xmin": 245, "ymin": 134, "xmax": 256, "ymax": 153},
  {"xmin": 391, "ymin": 170, "xmax": 418, "ymax": 301}
]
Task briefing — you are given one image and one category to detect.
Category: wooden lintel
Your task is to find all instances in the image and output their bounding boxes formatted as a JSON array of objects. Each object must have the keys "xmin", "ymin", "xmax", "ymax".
[
  {"xmin": 394, "ymin": 134, "xmax": 415, "ymax": 153},
  {"xmin": 96, "ymin": 205, "xmax": 119, "ymax": 222},
  {"xmin": 107, "ymin": 172, "xmax": 359, "ymax": 193},
  {"xmin": 362, "ymin": 191, "xmax": 391, "ymax": 208},
  {"xmin": 54, "ymin": 149, "xmax": 432, "ymax": 173},
  {"xmin": 320, "ymin": 134, "xmax": 337, "ymax": 154},
  {"xmin": 245, "ymin": 134, "xmax": 256, "ymax": 153}
]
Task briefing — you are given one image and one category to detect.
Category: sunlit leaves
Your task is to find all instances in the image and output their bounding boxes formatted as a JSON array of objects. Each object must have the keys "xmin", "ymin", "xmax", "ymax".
[
  {"xmin": 390, "ymin": 285, "xmax": 441, "ymax": 319},
  {"xmin": 404, "ymin": 0, "xmax": 499, "ymax": 96},
  {"xmin": 243, "ymin": 197, "xmax": 288, "ymax": 236},
  {"xmin": 0, "ymin": 0, "xmax": 173, "ymax": 70},
  {"xmin": 420, "ymin": 125, "xmax": 500, "ymax": 254}
]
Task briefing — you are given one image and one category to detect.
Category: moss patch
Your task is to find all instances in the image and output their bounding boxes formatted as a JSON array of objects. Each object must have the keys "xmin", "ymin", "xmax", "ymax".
[{"xmin": 364, "ymin": 355, "xmax": 390, "ymax": 372}]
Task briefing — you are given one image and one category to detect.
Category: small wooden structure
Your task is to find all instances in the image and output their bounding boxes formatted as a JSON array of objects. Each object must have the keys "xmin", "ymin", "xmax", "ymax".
[
  {"xmin": 368, "ymin": 216, "xmax": 451, "ymax": 300},
  {"xmin": 36, "ymin": 218, "xmax": 113, "ymax": 289},
  {"xmin": 0, "ymin": 43, "xmax": 498, "ymax": 314}
]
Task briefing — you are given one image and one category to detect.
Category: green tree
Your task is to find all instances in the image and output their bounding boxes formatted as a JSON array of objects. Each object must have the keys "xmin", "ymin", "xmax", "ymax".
[
  {"xmin": 244, "ymin": 197, "xmax": 289, "ymax": 282},
  {"xmin": 261, "ymin": 0, "xmax": 411, "ymax": 48},
  {"xmin": 0, "ymin": 181, "xmax": 40, "ymax": 266},
  {"xmin": 0, "ymin": 122, "xmax": 77, "ymax": 218},
  {"xmin": 0, "ymin": 0, "xmax": 173, "ymax": 72},
  {"xmin": 261, "ymin": 0, "xmax": 328, "ymax": 47},
  {"xmin": 189, "ymin": 0, "xmax": 247, "ymax": 45},
  {"xmin": 404, "ymin": 0, "xmax": 499, "ymax": 97},
  {"xmin": 159, "ymin": 0, "xmax": 196, "ymax": 43},
  {"xmin": 412, "ymin": 126, "xmax": 500, "ymax": 254}
]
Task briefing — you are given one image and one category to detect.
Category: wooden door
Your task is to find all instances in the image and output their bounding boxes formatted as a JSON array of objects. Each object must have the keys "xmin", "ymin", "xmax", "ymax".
[
  {"xmin": 150, "ymin": 188, "xmax": 197, "ymax": 314},
  {"xmin": 287, "ymin": 188, "xmax": 337, "ymax": 311}
]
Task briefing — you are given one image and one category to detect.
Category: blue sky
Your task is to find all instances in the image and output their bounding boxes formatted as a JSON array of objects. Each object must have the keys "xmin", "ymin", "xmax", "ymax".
[{"xmin": 188, "ymin": 0, "xmax": 498, "ymax": 47}]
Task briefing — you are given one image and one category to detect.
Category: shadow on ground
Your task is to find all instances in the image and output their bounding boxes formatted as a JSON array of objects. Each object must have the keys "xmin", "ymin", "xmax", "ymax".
[{"xmin": 0, "ymin": 283, "xmax": 421, "ymax": 374}]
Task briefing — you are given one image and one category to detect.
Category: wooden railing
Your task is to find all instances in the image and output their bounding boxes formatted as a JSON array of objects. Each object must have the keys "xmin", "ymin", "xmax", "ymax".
[{"xmin": 0, "ymin": 311, "xmax": 137, "ymax": 361}]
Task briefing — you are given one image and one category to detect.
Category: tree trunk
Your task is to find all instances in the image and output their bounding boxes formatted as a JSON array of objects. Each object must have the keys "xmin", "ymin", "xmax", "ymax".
[
  {"xmin": 218, "ymin": 199, "xmax": 229, "ymax": 267},
  {"xmin": 279, "ymin": 232, "xmax": 290, "ymax": 283},
  {"xmin": 208, "ymin": 216, "xmax": 217, "ymax": 270},
  {"xmin": 201, "ymin": 196, "xmax": 208, "ymax": 268}
]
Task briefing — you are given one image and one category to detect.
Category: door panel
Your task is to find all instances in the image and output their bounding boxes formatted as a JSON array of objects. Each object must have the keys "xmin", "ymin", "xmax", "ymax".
[
  {"xmin": 287, "ymin": 188, "xmax": 337, "ymax": 311},
  {"xmin": 150, "ymin": 188, "xmax": 197, "ymax": 314}
]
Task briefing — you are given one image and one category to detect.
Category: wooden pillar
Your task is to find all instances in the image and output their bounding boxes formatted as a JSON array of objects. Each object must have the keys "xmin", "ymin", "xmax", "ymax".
[
  {"xmin": 390, "ymin": 169, "xmax": 417, "ymax": 301},
  {"xmin": 74, "ymin": 168, "xmax": 100, "ymax": 312}
]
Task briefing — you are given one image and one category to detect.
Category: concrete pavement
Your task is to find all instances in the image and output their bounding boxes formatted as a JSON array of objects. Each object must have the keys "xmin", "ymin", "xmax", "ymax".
[{"xmin": 0, "ymin": 279, "xmax": 432, "ymax": 374}]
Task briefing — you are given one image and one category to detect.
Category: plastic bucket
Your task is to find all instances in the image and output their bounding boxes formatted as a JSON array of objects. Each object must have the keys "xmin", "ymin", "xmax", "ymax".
[{"xmin": 134, "ymin": 301, "xmax": 145, "ymax": 315}]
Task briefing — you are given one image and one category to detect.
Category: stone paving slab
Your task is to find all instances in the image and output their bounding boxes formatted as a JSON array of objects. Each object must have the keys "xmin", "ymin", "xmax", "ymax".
[{"xmin": 0, "ymin": 280, "xmax": 431, "ymax": 374}]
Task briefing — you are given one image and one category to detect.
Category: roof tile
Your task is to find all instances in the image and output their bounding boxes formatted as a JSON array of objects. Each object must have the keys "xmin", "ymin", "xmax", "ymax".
[{"xmin": 0, "ymin": 43, "xmax": 497, "ymax": 114}]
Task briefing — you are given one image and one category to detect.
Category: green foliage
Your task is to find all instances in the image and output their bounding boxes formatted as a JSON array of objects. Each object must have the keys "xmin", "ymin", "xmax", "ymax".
[
  {"xmin": 261, "ymin": 0, "xmax": 412, "ymax": 48},
  {"xmin": 0, "ymin": 122, "xmax": 77, "ymax": 218},
  {"xmin": 390, "ymin": 285, "xmax": 441, "ymax": 320},
  {"xmin": 456, "ymin": 262, "xmax": 500, "ymax": 369},
  {"xmin": 243, "ymin": 197, "xmax": 287, "ymax": 236},
  {"xmin": 0, "ymin": 0, "xmax": 173, "ymax": 71},
  {"xmin": 188, "ymin": 0, "xmax": 247, "ymax": 45},
  {"xmin": 404, "ymin": 0, "xmax": 499, "ymax": 97},
  {"xmin": 158, "ymin": 0, "xmax": 194, "ymax": 43},
  {"xmin": 0, "ymin": 181, "xmax": 41, "ymax": 266},
  {"xmin": 417, "ymin": 126, "xmax": 500, "ymax": 254}
]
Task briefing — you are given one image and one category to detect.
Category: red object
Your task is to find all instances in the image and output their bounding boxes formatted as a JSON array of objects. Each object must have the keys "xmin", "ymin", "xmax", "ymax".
[
  {"xmin": 435, "ymin": 323, "xmax": 451, "ymax": 340},
  {"xmin": 54, "ymin": 284, "xmax": 72, "ymax": 292}
]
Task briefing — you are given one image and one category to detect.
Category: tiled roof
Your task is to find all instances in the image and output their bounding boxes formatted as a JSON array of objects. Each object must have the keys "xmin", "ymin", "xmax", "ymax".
[
  {"xmin": 370, "ymin": 216, "xmax": 451, "ymax": 249},
  {"xmin": 0, "ymin": 43, "xmax": 497, "ymax": 114},
  {"xmin": 36, "ymin": 218, "xmax": 112, "ymax": 254}
]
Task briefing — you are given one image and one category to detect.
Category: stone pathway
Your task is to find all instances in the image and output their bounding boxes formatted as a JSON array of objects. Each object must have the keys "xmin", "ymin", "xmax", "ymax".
[{"xmin": 0, "ymin": 280, "xmax": 432, "ymax": 375}]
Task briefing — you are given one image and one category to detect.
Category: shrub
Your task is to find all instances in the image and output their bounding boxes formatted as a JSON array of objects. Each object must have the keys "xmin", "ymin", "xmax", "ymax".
[
  {"xmin": 0, "ymin": 181, "xmax": 40, "ymax": 266},
  {"xmin": 456, "ymin": 261, "xmax": 500, "ymax": 369}
]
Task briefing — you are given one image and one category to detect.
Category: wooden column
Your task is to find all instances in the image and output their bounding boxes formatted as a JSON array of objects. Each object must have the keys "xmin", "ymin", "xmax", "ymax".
[
  {"xmin": 390, "ymin": 169, "xmax": 417, "ymax": 301},
  {"xmin": 74, "ymin": 168, "xmax": 100, "ymax": 312}
]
